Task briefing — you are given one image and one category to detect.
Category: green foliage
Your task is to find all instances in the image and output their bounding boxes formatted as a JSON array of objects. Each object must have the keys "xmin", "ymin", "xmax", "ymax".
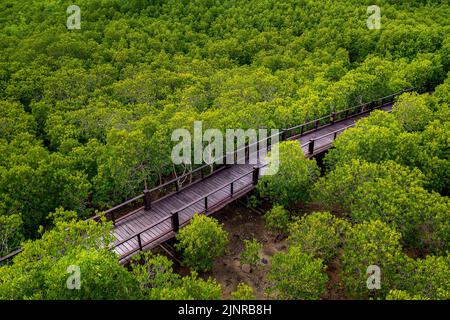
[
  {"xmin": 392, "ymin": 92, "xmax": 433, "ymax": 132},
  {"xmin": 231, "ymin": 283, "xmax": 255, "ymax": 300},
  {"xmin": 386, "ymin": 290, "xmax": 428, "ymax": 300},
  {"xmin": 341, "ymin": 220, "xmax": 407, "ymax": 299},
  {"xmin": 0, "ymin": 101, "xmax": 36, "ymax": 142},
  {"xmin": 267, "ymin": 246, "xmax": 327, "ymax": 300},
  {"xmin": 131, "ymin": 252, "xmax": 223, "ymax": 300},
  {"xmin": 0, "ymin": 0, "xmax": 449, "ymax": 300},
  {"xmin": 246, "ymin": 195, "xmax": 260, "ymax": 209},
  {"xmin": 240, "ymin": 238, "xmax": 262, "ymax": 268},
  {"xmin": 264, "ymin": 205, "xmax": 290, "ymax": 234},
  {"xmin": 0, "ymin": 142, "xmax": 92, "ymax": 237},
  {"xmin": 324, "ymin": 111, "xmax": 407, "ymax": 169},
  {"xmin": 0, "ymin": 0, "xmax": 448, "ymax": 246},
  {"xmin": 288, "ymin": 212, "xmax": 349, "ymax": 262},
  {"xmin": 144, "ymin": 271, "xmax": 222, "ymax": 300},
  {"xmin": 315, "ymin": 159, "xmax": 424, "ymax": 212},
  {"xmin": 0, "ymin": 218, "xmax": 224, "ymax": 300},
  {"xmin": 315, "ymin": 159, "xmax": 449, "ymax": 252},
  {"xmin": 324, "ymin": 92, "xmax": 449, "ymax": 194},
  {"xmin": 0, "ymin": 211, "xmax": 139, "ymax": 299},
  {"xmin": 432, "ymin": 76, "xmax": 450, "ymax": 106},
  {"xmin": 42, "ymin": 249, "xmax": 139, "ymax": 300},
  {"xmin": 174, "ymin": 272, "xmax": 222, "ymax": 300},
  {"xmin": 419, "ymin": 117, "xmax": 450, "ymax": 194},
  {"xmin": 131, "ymin": 252, "xmax": 180, "ymax": 293},
  {"xmin": 258, "ymin": 141, "xmax": 319, "ymax": 207},
  {"xmin": 175, "ymin": 214, "xmax": 228, "ymax": 272},
  {"xmin": 0, "ymin": 214, "xmax": 23, "ymax": 257},
  {"xmin": 407, "ymin": 255, "xmax": 450, "ymax": 300}
]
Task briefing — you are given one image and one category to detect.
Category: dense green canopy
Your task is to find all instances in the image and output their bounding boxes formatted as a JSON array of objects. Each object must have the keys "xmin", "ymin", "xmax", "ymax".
[
  {"xmin": 0, "ymin": 0, "xmax": 448, "ymax": 301},
  {"xmin": 1, "ymin": 0, "xmax": 448, "ymax": 239}
]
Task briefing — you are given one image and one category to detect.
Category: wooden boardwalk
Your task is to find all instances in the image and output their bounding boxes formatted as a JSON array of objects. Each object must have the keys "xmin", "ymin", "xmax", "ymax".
[
  {"xmin": 113, "ymin": 163, "xmax": 256, "ymax": 262},
  {"xmin": 295, "ymin": 103, "xmax": 392, "ymax": 155},
  {"xmin": 113, "ymin": 101, "xmax": 395, "ymax": 263}
]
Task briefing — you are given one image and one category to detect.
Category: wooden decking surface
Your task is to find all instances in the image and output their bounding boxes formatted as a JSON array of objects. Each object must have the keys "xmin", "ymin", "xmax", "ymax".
[{"xmin": 113, "ymin": 104, "xmax": 392, "ymax": 262}]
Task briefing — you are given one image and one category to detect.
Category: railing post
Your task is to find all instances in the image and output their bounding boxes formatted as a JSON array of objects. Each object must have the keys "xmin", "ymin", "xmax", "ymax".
[
  {"xmin": 422, "ymin": 83, "xmax": 429, "ymax": 93},
  {"xmin": 308, "ymin": 139, "xmax": 315, "ymax": 155},
  {"xmin": 281, "ymin": 129, "xmax": 287, "ymax": 141},
  {"xmin": 171, "ymin": 211, "xmax": 180, "ymax": 232},
  {"xmin": 315, "ymin": 120, "xmax": 319, "ymax": 130},
  {"xmin": 252, "ymin": 166, "xmax": 260, "ymax": 185},
  {"xmin": 333, "ymin": 132, "xmax": 337, "ymax": 140},
  {"xmin": 225, "ymin": 152, "xmax": 233, "ymax": 167},
  {"xmin": 256, "ymin": 140, "xmax": 260, "ymax": 162},
  {"xmin": 245, "ymin": 140, "xmax": 249, "ymax": 162},
  {"xmin": 330, "ymin": 112, "xmax": 336, "ymax": 124},
  {"xmin": 144, "ymin": 189, "xmax": 152, "ymax": 211},
  {"xmin": 300, "ymin": 124, "xmax": 304, "ymax": 136},
  {"xmin": 110, "ymin": 212, "xmax": 116, "ymax": 226},
  {"xmin": 230, "ymin": 182, "xmax": 234, "ymax": 197},
  {"xmin": 175, "ymin": 181, "xmax": 179, "ymax": 193},
  {"xmin": 137, "ymin": 234, "xmax": 143, "ymax": 251},
  {"xmin": 204, "ymin": 196, "xmax": 208, "ymax": 212}
]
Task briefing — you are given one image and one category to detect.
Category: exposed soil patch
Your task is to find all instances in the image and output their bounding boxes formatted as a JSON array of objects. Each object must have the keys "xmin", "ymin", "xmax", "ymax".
[
  {"xmin": 206, "ymin": 202, "xmax": 288, "ymax": 299},
  {"xmin": 163, "ymin": 199, "xmax": 347, "ymax": 300},
  {"xmin": 322, "ymin": 252, "xmax": 348, "ymax": 300}
]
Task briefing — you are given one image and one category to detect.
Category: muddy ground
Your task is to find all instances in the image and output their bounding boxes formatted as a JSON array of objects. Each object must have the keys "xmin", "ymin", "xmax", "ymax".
[
  {"xmin": 207, "ymin": 202, "xmax": 287, "ymax": 299},
  {"xmin": 165, "ymin": 201, "xmax": 286, "ymax": 299},
  {"xmin": 163, "ymin": 199, "xmax": 347, "ymax": 300}
]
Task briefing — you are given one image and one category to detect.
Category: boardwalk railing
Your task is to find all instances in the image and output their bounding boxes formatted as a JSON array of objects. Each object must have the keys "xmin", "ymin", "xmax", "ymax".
[
  {"xmin": 99, "ymin": 85, "xmax": 426, "ymax": 225},
  {"xmin": 114, "ymin": 166, "xmax": 263, "ymax": 261},
  {"xmin": 113, "ymin": 214, "xmax": 173, "ymax": 261},
  {"xmin": 0, "ymin": 84, "xmax": 428, "ymax": 263},
  {"xmin": 171, "ymin": 166, "xmax": 261, "ymax": 228},
  {"xmin": 0, "ymin": 248, "xmax": 23, "ymax": 264},
  {"xmin": 300, "ymin": 101, "xmax": 403, "ymax": 156},
  {"xmin": 301, "ymin": 123, "xmax": 355, "ymax": 155},
  {"xmin": 281, "ymin": 86, "xmax": 422, "ymax": 141}
]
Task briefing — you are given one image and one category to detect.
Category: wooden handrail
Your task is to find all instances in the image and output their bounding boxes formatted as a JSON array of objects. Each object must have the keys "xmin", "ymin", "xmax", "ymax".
[
  {"xmin": 300, "ymin": 123, "xmax": 355, "ymax": 149},
  {"xmin": 172, "ymin": 168, "xmax": 258, "ymax": 215},
  {"xmin": 113, "ymin": 214, "xmax": 172, "ymax": 248},
  {"xmin": 103, "ymin": 85, "xmax": 423, "ymax": 222},
  {"xmin": 301, "ymin": 98, "xmax": 398, "ymax": 153},
  {"xmin": 283, "ymin": 85, "xmax": 426, "ymax": 136},
  {"xmin": 0, "ymin": 248, "xmax": 23, "ymax": 264},
  {"xmin": 115, "ymin": 167, "xmax": 262, "ymax": 261}
]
